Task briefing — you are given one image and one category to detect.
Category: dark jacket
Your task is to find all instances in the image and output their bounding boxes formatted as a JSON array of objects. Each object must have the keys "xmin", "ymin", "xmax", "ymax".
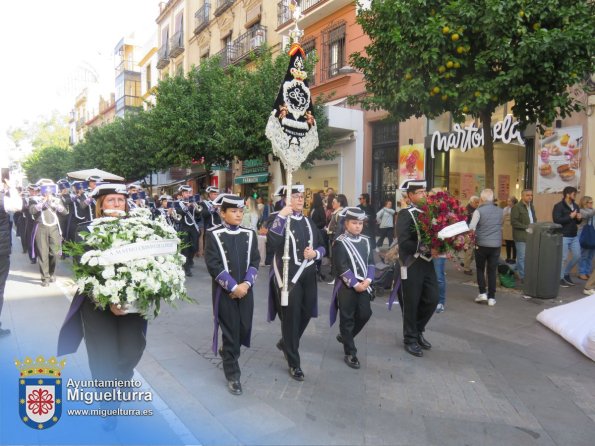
[
  {"xmin": 552, "ymin": 199, "xmax": 581, "ymax": 237},
  {"xmin": 510, "ymin": 201, "xmax": 537, "ymax": 242}
]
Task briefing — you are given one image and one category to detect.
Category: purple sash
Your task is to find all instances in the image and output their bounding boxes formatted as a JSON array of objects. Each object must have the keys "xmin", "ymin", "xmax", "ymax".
[
  {"xmin": 329, "ymin": 280, "xmax": 343, "ymax": 326},
  {"xmin": 388, "ymin": 277, "xmax": 401, "ymax": 311}
]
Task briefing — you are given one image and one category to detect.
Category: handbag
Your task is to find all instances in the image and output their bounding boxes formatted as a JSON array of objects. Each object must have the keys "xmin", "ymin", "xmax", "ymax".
[{"xmin": 579, "ymin": 217, "xmax": 595, "ymax": 249}]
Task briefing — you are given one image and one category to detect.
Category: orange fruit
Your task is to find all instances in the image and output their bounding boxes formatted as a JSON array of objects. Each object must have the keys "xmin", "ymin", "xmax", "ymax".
[{"xmin": 451, "ymin": 33, "xmax": 460, "ymax": 41}]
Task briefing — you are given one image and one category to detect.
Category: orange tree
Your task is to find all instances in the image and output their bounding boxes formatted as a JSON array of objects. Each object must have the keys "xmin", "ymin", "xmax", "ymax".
[{"xmin": 351, "ymin": 0, "xmax": 595, "ymax": 188}]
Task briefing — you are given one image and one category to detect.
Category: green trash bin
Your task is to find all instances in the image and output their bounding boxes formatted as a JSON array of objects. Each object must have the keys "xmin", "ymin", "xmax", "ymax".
[{"xmin": 523, "ymin": 222, "xmax": 563, "ymax": 298}]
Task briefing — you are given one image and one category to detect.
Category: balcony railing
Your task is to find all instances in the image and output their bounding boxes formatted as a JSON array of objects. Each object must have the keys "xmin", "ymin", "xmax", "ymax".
[
  {"xmin": 214, "ymin": 0, "xmax": 234, "ymax": 17},
  {"xmin": 194, "ymin": 2, "xmax": 210, "ymax": 35},
  {"xmin": 277, "ymin": 0, "xmax": 323, "ymax": 27},
  {"xmin": 115, "ymin": 59, "xmax": 139, "ymax": 77},
  {"xmin": 169, "ymin": 30, "xmax": 184, "ymax": 58},
  {"xmin": 116, "ymin": 95, "xmax": 143, "ymax": 114},
  {"xmin": 215, "ymin": 25, "xmax": 267, "ymax": 68},
  {"xmin": 156, "ymin": 44, "xmax": 170, "ymax": 69},
  {"xmin": 233, "ymin": 25, "xmax": 267, "ymax": 63}
]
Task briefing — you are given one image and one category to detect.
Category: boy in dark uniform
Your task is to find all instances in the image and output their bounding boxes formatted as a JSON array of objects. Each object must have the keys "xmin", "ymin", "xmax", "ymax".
[
  {"xmin": 175, "ymin": 185, "xmax": 201, "ymax": 277},
  {"xmin": 267, "ymin": 185, "xmax": 325, "ymax": 381},
  {"xmin": 76, "ymin": 175, "xmax": 102, "ymax": 222},
  {"xmin": 330, "ymin": 207, "xmax": 375, "ymax": 369},
  {"xmin": 201, "ymin": 186, "xmax": 222, "ymax": 230},
  {"xmin": 395, "ymin": 180, "xmax": 439, "ymax": 357},
  {"xmin": 205, "ymin": 194, "xmax": 260, "ymax": 395}
]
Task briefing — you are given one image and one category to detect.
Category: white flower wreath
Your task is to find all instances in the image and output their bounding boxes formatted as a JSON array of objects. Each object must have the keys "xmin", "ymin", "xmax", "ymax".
[{"xmin": 67, "ymin": 208, "xmax": 190, "ymax": 318}]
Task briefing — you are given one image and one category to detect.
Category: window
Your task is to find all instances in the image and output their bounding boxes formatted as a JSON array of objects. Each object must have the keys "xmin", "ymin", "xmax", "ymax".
[
  {"xmin": 322, "ymin": 22, "xmax": 346, "ymax": 81},
  {"xmin": 146, "ymin": 65, "xmax": 152, "ymax": 91},
  {"xmin": 302, "ymin": 38, "xmax": 316, "ymax": 85}
]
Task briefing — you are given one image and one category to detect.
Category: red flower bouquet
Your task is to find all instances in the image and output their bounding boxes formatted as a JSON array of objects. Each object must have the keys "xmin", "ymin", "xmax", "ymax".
[{"xmin": 416, "ymin": 191, "xmax": 474, "ymax": 256}]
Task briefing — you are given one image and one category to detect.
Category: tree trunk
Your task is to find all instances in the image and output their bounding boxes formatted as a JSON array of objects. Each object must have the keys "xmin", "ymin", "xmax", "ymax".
[{"xmin": 480, "ymin": 110, "xmax": 495, "ymax": 190}]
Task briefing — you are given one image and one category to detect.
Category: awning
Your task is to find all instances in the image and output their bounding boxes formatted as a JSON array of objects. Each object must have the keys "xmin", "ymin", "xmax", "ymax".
[
  {"xmin": 234, "ymin": 173, "xmax": 269, "ymax": 185},
  {"xmin": 67, "ymin": 168, "xmax": 125, "ymax": 181}
]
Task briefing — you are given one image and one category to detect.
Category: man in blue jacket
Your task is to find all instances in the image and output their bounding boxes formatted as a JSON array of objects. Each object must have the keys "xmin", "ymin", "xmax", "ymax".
[{"xmin": 553, "ymin": 186, "xmax": 582, "ymax": 287}]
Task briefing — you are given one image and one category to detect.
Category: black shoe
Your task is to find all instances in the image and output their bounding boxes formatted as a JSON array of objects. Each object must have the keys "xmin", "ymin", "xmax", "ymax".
[
  {"xmin": 288, "ymin": 367, "xmax": 305, "ymax": 381},
  {"xmin": 30, "ymin": 259, "xmax": 37, "ymax": 264},
  {"xmin": 418, "ymin": 334, "xmax": 432, "ymax": 350},
  {"xmin": 559, "ymin": 279, "xmax": 570, "ymax": 288},
  {"xmin": 404, "ymin": 343, "xmax": 423, "ymax": 357},
  {"xmin": 336, "ymin": 334, "xmax": 343, "ymax": 344},
  {"xmin": 185, "ymin": 270, "xmax": 193, "ymax": 277},
  {"xmin": 276, "ymin": 339, "xmax": 288, "ymax": 361},
  {"xmin": 49, "ymin": 276, "xmax": 56, "ymax": 283},
  {"xmin": 344, "ymin": 355, "xmax": 360, "ymax": 369},
  {"xmin": 0, "ymin": 328, "xmax": 11, "ymax": 338},
  {"xmin": 41, "ymin": 280, "xmax": 49, "ymax": 287},
  {"xmin": 227, "ymin": 380, "xmax": 242, "ymax": 395},
  {"xmin": 563, "ymin": 275, "xmax": 576, "ymax": 286}
]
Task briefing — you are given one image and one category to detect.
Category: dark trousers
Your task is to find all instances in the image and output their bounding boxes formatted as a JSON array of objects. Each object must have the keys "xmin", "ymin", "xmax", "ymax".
[
  {"xmin": 181, "ymin": 226, "xmax": 199, "ymax": 269},
  {"xmin": 35, "ymin": 224, "xmax": 61, "ymax": 280},
  {"xmin": 216, "ymin": 290, "xmax": 254, "ymax": 381},
  {"xmin": 277, "ymin": 268, "xmax": 317, "ymax": 368},
  {"xmin": 80, "ymin": 298, "xmax": 146, "ymax": 381},
  {"xmin": 338, "ymin": 287, "xmax": 372, "ymax": 356},
  {"xmin": 397, "ymin": 259, "xmax": 439, "ymax": 344},
  {"xmin": 25, "ymin": 221, "xmax": 35, "ymax": 261},
  {"xmin": 475, "ymin": 246, "xmax": 500, "ymax": 299},
  {"xmin": 505, "ymin": 240, "xmax": 516, "ymax": 261},
  {"xmin": 0, "ymin": 255, "xmax": 9, "ymax": 319},
  {"xmin": 376, "ymin": 227, "xmax": 393, "ymax": 248}
]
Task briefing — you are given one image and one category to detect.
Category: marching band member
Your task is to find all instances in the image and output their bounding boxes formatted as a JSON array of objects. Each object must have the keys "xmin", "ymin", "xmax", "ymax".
[
  {"xmin": 395, "ymin": 180, "xmax": 439, "ymax": 357},
  {"xmin": 175, "ymin": 185, "xmax": 200, "ymax": 277},
  {"xmin": 205, "ymin": 194, "xmax": 260, "ymax": 395},
  {"xmin": 329, "ymin": 207, "xmax": 375, "ymax": 369},
  {"xmin": 30, "ymin": 179, "xmax": 68, "ymax": 286},
  {"xmin": 76, "ymin": 175, "xmax": 102, "ymax": 221},
  {"xmin": 266, "ymin": 185, "xmax": 325, "ymax": 381},
  {"xmin": 156, "ymin": 195, "xmax": 181, "ymax": 228},
  {"xmin": 56, "ymin": 179, "xmax": 72, "ymax": 255},
  {"xmin": 201, "ymin": 186, "xmax": 221, "ymax": 230},
  {"xmin": 24, "ymin": 184, "xmax": 40, "ymax": 264},
  {"xmin": 127, "ymin": 183, "xmax": 146, "ymax": 209}
]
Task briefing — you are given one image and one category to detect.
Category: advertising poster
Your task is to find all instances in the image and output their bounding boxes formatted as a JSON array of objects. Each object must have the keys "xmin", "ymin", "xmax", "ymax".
[
  {"xmin": 449, "ymin": 172, "xmax": 461, "ymax": 197},
  {"xmin": 536, "ymin": 126, "xmax": 582, "ymax": 193},
  {"xmin": 498, "ymin": 175, "xmax": 511, "ymax": 201},
  {"xmin": 398, "ymin": 144, "xmax": 425, "ymax": 181}
]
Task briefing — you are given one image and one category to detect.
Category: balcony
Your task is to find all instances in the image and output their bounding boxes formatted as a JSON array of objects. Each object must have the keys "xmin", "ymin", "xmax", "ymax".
[
  {"xmin": 215, "ymin": 25, "xmax": 267, "ymax": 68},
  {"xmin": 233, "ymin": 25, "xmax": 267, "ymax": 63},
  {"xmin": 115, "ymin": 95, "xmax": 143, "ymax": 115},
  {"xmin": 169, "ymin": 30, "xmax": 184, "ymax": 58},
  {"xmin": 214, "ymin": 0, "xmax": 234, "ymax": 17},
  {"xmin": 277, "ymin": 0, "xmax": 350, "ymax": 28},
  {"xmin": 277, "ymin": 0, "xmax": 291, "ymax": 27},
  {"xmin": 156, "ymin": 44, "xmax": 170, "ymax": 69},
  {"xmin": 75, "ymin": 117, "xmax": 86, "ymax": 130},
  {"xmin": 115, "ymin": 59, "xmax": 139, "ymax": 77},
  {"xmin": 194, "ymin": 2, "xmax": 210, "ymax": 35},
  {"xmin": 215, "ymin": 44, "xmax": 236, "ymax": 68}
]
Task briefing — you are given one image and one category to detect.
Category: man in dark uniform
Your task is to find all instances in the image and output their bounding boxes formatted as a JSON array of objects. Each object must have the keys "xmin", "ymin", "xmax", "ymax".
[
  {"xmin": 175, "ymin": 185, "xmax": 200, "ymax": 277},
  {"xmin": 267, "ymin": 185, "xmax": 325, "ymax": 381},
  {"xmin": 76, "ymin": 175, "xmax": 102, "ymax": 222},
  {"xmin": 330, "ymin": 207, "xmax": 375, "ymax": 369},
  {"xmin": 0, "ymin": 178, "xmax": 23, "ymax": 337},
  {"xmin": 204, "ymin": 194, "xmax": 260, "ymax": 395},
  {"xmin": 201, "ymin": 186, "xmax": 221, "ymax": 230},
  {"xmin": 23, "ymin": 184, "xmax": 39, "ymax": 263},
  {"xmin": 56, "ymin": 179, "xmax": 72, "ymax": 257},
  {"xmin": 395, "ymin": 180, "xmax": 439, "ymax": 357},
  {"xmin": 30, "ymin": 180, "xmax": 69, "ymax": 286}
]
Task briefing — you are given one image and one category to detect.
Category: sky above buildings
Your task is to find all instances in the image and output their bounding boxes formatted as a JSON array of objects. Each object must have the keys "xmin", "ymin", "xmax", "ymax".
[{"xmin": 0, "ymin": 0, "xmax": 158, "ymax": 154}]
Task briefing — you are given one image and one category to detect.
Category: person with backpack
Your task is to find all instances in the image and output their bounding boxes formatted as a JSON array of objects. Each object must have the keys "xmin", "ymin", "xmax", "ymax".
[{"xmin": 578, "ymin": 196, "xmax": 595, "ymax": 280}]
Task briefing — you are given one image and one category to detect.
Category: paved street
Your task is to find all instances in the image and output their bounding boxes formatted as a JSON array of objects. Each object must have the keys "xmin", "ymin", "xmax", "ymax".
[{"xmin": 1, "ymin": 232, "xmax": 594, "ymax": 446}]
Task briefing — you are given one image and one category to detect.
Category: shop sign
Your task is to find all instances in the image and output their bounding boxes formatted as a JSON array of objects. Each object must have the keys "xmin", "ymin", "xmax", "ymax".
[{"xmin": 430, "ymin": 114, "xmax": 524, "ymax": 158}]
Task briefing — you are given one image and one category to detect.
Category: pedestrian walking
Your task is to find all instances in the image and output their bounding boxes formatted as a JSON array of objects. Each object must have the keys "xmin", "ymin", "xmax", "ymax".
[
  {"xmin": 553, "ymin": 186, "xmax": 583, "ymax": 287},
  {"xmin": 376, "ymin": 200, "xmax": 395, "ymax": 249},
  {"xmin": 267, "ymin": 185, "xmax": 325, "ymax": 381},
  {"xmin": 395, "ymin": 180, "xmax": 439, "ymax": 357},
  {"xmin": 205, "ymin": 194, "xmax": 260, "ymax": 396},
  {"xmin": 510, "ymin": 189, "xmax": 537, "ymax": 283},
  {"xmin": 578, "ymin": 196, "xmax": 594, "ymax": 280},
  {"xmin": 330, "ymin": 207, "xmax": 374, "ymax": 369},
  {"xmin": 502, "ymin": 196, "xmax": 518, "ymax": 264},
  {"xmin": 470, "ymin": 189, "xmax": 503, "ymax": 307},
  {"xmin": 357, "ymin": 193, "xmax": 376, "ymax": 250}
]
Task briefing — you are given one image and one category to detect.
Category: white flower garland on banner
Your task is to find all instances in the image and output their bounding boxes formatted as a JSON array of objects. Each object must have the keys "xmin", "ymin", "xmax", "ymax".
[{"xmin": 68, "ymin": 208, "xmax": 190, "ymax": 318}]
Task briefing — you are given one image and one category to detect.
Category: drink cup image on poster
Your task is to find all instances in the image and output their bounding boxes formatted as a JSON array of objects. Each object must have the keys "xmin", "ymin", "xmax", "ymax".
[
  {"xmin": 399, "ymin": 144, "xmax": 425, "ymax": 180},
  {"xmin": 537, "ymin": 126, "xmax": 582, "ymax": 193}
]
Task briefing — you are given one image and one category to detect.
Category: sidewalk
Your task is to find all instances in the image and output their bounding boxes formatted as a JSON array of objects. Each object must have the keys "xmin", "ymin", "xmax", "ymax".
[{"xmin": 1, "ymin": 234, "xmax": 594, "ymax": 446}]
